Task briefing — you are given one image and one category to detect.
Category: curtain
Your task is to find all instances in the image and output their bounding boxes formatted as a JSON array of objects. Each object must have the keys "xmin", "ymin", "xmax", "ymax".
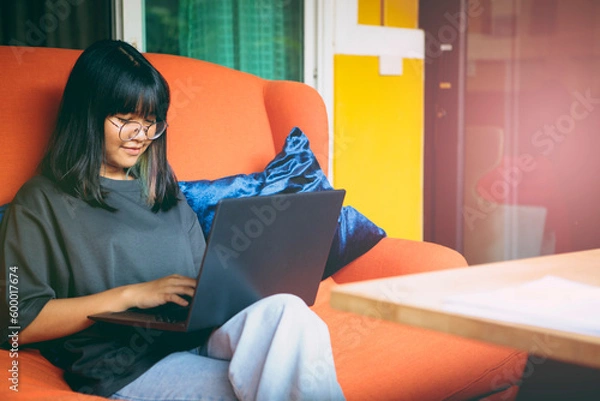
[{"xmin": 178, "ymin": 0, "xmax": 303, "ymax": 81}]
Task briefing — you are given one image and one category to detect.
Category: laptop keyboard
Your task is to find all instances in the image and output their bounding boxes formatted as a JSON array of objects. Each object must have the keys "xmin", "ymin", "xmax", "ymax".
[
  {"xmin": 155, "ymin": 307, "xmax": 188, "ymax": 323},
  {"xmin": 130, "ymin": 302, "xmax": 190, "ymax": 324}
]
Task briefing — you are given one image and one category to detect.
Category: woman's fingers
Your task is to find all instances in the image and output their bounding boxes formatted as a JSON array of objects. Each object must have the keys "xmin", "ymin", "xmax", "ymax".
[
  {"xmin": 166, "ymin": 274, "xmax": 197, "ymax": 288},
  {"xmin": 166, "ymin": 293, "xmax": 192, "ymax": 307},
  {"xmin": 129, "ymin": 274, "xmax": 196, "ymax": 309},
  {"xmin": 163, "ymin": 283, "xmax": 195, "ymax": 306}
]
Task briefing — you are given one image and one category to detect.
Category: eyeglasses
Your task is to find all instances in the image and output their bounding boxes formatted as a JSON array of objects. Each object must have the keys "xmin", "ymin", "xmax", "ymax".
[{"xmin": 107, "ymin": 117, "xmax": 168, "ymax": 142}]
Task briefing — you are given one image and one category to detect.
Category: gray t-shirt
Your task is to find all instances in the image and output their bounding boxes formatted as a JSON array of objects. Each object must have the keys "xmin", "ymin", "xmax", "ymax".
[{"xmin": 0, "ymin": 175, "xmax": 210, "ymax": 396}]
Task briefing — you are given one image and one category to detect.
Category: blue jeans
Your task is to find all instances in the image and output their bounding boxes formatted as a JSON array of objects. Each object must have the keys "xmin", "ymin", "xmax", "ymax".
[{"xmin": 109, "ymin": 294, "xmax": 345, "ymax": 401}]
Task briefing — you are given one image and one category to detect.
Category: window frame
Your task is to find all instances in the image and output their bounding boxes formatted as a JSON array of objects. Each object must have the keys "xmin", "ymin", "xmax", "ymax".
[
  {"xmin": 115, "ymin": 0, "xmax": 333, "ymax": 178},
  {"xmin": 116, "ymin": 0, "xmax": 320, "ymax": 87}
]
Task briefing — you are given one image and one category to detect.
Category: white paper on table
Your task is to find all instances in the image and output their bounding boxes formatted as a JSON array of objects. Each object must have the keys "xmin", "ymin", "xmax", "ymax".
[{"xmin": 442, "ymin": 275, "xmax": 600, "ymax": 336}]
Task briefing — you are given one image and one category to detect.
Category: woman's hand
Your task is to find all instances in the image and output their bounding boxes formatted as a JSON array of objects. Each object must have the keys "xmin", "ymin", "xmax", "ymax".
[{"xmin": 123, "ymin": 274, "xmax": 197, "ymax": 309}]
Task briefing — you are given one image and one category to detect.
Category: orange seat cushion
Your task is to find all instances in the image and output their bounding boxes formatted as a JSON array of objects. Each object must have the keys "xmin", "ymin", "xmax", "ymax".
[
  {"xmin": 312, "ymin": 278, "xmax": 527, "ymax": 401},
  {"xmin": 2, "ymin": 348, "xmax": 108, "ymax": 401}
]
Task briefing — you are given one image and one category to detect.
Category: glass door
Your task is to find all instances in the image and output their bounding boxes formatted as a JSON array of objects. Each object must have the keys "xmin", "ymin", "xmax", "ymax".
[{"xmin": 463, "ymin": 0, "xmax": 600, "ymax": 264}]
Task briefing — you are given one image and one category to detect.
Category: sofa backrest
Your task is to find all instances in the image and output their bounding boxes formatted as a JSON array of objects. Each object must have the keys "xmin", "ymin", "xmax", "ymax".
[{"xmin": 0, "ymin": 46, "xmax": 329, "ymax": 205}]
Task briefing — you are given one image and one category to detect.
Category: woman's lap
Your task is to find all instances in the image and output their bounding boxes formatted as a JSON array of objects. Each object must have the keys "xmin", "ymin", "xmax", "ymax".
[
  {"xmin": 109, "ymin": 294, "xmax": 344, "ymax": 401},
  {"xmin": 109, "ymin": 349, "xmax": 237, "ymax": 401}
]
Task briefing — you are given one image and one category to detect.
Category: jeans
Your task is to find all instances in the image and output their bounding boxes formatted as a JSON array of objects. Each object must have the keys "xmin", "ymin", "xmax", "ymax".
[{"xmin": 109, "ymin": 294, "xmax": 345, "ymax": 401}]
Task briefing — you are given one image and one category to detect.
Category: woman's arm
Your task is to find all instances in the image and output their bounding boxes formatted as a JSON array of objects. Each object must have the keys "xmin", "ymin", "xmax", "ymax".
[{"xmin": 19, "ymin": 274, "xmax": 196, "ymax": 345}]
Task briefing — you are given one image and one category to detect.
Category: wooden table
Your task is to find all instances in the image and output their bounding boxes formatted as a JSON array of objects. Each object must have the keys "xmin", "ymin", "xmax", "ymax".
[{"xmin": 330, "ymin": 249, "xmax": 600, "ymax": 369}]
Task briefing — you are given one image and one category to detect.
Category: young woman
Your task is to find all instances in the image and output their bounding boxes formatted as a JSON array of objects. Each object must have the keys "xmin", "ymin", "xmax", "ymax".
[{"xmin": 0, "ymin": 40, "xmax": 344, "ymax": 401}]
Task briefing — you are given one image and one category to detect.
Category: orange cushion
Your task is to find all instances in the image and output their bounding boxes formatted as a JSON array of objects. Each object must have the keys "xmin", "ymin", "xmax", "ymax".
[
  {"xmin": 0, "ymin": 47, "xmax": 76, "ymax": 205},
  {"xmin": 333, "ymin": 237, "xmax": 469, "ymax": 284},
  {"xmin": 1, "ymin": 348, "xmax": 109, "ymax": 401},
  {"xmin": 312, "ymin": 278, "xmax": 527, "ymax": 401}
]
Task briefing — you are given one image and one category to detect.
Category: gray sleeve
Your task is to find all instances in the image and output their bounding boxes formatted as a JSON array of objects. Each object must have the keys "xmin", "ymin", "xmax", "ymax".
[
  {"xmin": 1, "ymin": 203, "xmax": 61, "ymax": 341},
  {"xmin": 187, "ymin": 211, "xmax": 207, "ymax": 274}
]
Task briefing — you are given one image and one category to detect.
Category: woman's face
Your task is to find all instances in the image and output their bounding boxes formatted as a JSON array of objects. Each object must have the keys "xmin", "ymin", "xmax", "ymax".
[{"xmin": 101, "ymin": 113, "xmax": 153, "ymax": 180}]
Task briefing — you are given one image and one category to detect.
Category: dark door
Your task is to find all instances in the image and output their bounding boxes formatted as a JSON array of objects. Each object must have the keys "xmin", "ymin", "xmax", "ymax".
[{"xmin": 421, "ymin": 0, "xmax": 468, "ymax": 253}]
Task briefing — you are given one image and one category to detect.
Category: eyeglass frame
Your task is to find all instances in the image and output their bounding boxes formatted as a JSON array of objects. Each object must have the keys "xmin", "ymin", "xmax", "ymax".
[{"xmin": 106, "ymin": 117, "xmax": 168, "ymax": 142}]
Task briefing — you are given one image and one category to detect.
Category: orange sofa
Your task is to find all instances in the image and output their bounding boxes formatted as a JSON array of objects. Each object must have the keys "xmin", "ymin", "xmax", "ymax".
[{"xmin": 0, "ymin": 46, "xmax": 527, "ymax": 401}]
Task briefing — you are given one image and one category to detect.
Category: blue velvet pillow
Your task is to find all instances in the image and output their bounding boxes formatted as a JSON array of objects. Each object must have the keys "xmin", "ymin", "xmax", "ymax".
[{"xmin": 179, "ymin": 127, "xmax": 386, "ymax": 279}]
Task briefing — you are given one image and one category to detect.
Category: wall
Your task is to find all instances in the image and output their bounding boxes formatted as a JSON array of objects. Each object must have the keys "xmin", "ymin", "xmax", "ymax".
[{"xmin": 332, "ymin": 0, "xmax": 424, "ymax": 239}]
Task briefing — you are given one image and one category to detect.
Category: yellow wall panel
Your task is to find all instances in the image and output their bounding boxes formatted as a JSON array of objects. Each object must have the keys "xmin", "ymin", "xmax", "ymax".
[
  {"xmin": 333, "ymin": 55, "xmax": 424, "ymax": 240},
  {"xmin": 384, "ymin": 0, "xmax": 419, "ymax": 28},
  {"xmin": 358, "ymin": 0, "xmax": 382, "ymax": 26},
  {"xmin": 357, "ymin": 0, "xmax": 419, "ymax": 28}
]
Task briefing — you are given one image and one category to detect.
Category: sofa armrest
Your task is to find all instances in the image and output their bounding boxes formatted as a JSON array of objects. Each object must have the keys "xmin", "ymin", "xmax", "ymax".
[{"xmin": 331, "ymin": 237, "xmax": 468, "ymax": 284}]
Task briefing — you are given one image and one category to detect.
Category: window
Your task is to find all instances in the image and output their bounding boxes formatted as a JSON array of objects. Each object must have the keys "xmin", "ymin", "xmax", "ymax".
[{"xmin": 145, "ymin": 0, "xmax": 304, "ymax": 82}]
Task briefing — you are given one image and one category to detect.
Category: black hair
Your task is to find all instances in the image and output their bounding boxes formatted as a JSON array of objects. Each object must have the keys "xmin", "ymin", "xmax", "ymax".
[{"xmin": 40, "ymin": 39, "xmax": 178, "ymax": 212}]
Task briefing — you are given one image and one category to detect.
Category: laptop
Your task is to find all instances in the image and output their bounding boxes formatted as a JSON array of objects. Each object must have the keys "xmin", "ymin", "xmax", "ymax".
[{"xmin": 89, "ymin": 190, "xmax": 345, "ymax": 332}]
